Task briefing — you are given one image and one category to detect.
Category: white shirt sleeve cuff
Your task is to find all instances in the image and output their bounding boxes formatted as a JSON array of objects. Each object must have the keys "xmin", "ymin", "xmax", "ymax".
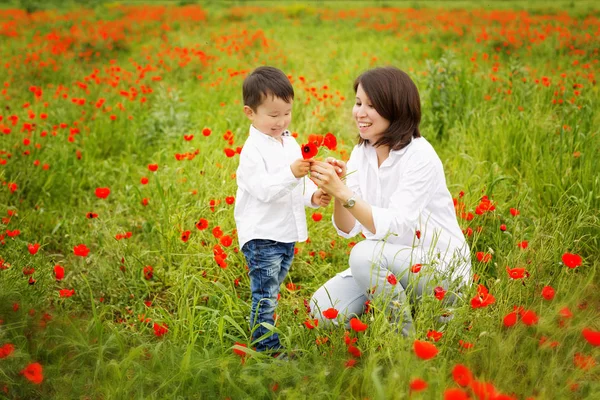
[
  {"xmin": 362, "ymin": 206, "xmax": 393, "ymax": 240},
  {"xmin": 332, "ymin": 214, "xmax": 362, "ymax": 239}
]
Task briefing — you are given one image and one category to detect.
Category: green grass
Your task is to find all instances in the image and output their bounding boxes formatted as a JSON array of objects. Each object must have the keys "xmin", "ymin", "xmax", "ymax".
[{"xmin": 0, "ymin": 1, "xmax": 599, "ymax": 399}]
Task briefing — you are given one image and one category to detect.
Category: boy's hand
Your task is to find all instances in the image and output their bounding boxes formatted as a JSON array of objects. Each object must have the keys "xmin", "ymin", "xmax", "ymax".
[
  {"xmin": 325, "ymin": 157, "xmax": 346, "ymax": 177},
  {"xmin": 312, "ymin": 188, "xmax": 332, "ymax": 207},
  {"xmin": 291, "ymin": 158, "xmax": 311, "ymax": 178}
]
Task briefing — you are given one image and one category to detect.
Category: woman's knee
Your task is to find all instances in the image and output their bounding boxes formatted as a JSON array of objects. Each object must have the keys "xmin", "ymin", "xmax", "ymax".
[{"xmin": 349, "ymin": 241, "xmax": 378, "ymax": 286}]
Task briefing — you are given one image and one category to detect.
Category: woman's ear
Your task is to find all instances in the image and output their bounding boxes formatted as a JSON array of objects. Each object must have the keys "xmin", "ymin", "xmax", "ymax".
[{"xmin": 243, "ymin": 106, "xmax": 254, "ymax": 120}]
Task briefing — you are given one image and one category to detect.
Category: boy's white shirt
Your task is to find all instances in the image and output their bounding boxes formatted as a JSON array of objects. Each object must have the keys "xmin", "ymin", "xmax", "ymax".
[{"xmin": 235, "ymin": 125, "xmax": 319, "ymax": 250}]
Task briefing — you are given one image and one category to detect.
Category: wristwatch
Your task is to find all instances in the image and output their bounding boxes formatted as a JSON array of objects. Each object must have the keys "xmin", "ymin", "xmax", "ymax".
[{"xmin": 343, "ymin": 196, "xmax": 356, "ymax": 209}]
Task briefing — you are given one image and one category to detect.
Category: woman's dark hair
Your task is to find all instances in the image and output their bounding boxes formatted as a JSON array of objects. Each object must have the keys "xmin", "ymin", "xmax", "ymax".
[
  {"xmin": 243, "ymin": 66, "xmax": 294, "ymax": 111},
  {"xmin": 353, "ymin": 66, "xmax": 421, "ymax": 151}
]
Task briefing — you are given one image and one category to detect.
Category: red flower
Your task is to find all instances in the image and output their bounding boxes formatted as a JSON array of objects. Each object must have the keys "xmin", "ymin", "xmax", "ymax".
[
  {"xmin": 451, "ymin": 364, "xmax": 473, "ymax": 387},
  {"xmin": 409, "ymin": 378, "xmax": 428, "ymax": 392},
  {"xmin": 95, "ymin": 187, "xmax": 110, "ymax": 199},
  {"xmin": 220, "ymin": 235, "xmax": 233, "ymax": 247},
  {"xmin": 196, "ymin": 218, "xmax": 208, "ymax": 230},
  {"xmin": 500, "ymin": 224, "xmax": 507, "ymax": 231},
  {"xmin": 410, "ymin": 263, "xmax": 422, "ymax": 273},
  {"xmin": 212, "ymin": 226, "xmax": 223, "ymax": 238},
  {"xmin": 54, "ymin": 265, "xmax": 64, "ymax": 281},
  {"xmin": 574, "ymin": 352, "xmax": 596, "ymax": 370},
  {"xmin": 73, "ymin": 244, "xmax": 90, "ymax": 257},
  {"xmin": 387, "ymin": 273, "xmax": 397, "ymax": 286},
  {"xmin": 153, "ymin": 322, "xmax": 168, "ymax": 337},
  {"xmin": 224, "ymin": 148, "xmax": 236, "ymax": 157},
  {"xmin": 349, "ymin": 318, "xmax": 368, "ymax": 332},
  {"xmin": 225, "ymin": 196, "xmax": 235, "ymax": 205},
  {"xmin": 345, "ymin": 359, "xmax": 357, "ymax": 368},
  {"xmin": 434, "ymin": 286, "xmax": 447, "ymax": 300},
  {"xmin": 471, "ymin": 284, "xmax": 495, "ymax": 308},
  {"xmin": 20, "ymin": 362, "xmax": 43, "ymax": 384},
  {"xmin": 458, "ymin": 339, "xmax": 474, "ymax": 349},
  {"xmin": 541, "ymin": 285, "xmax": 555, "ymax": 300},
  {"xmin": 476, "ymin": 252, "xmax": 492, "ymax": 263},
  {"xmin": 143, "ymin": 266, "xmax": 154, "ymax": 280},
  {"xmin": 86, "ymin": 212, "xmax": 98, "ymax": 218},
  {"xmin": 562, "ymin": 253, "xmax": 582, "ymax": 268},
  {"xmin": 322, "ymin": 308, "xmax": 339, "ymax": 320},
  {"xmin": 510, "ymin": 208, "xmax": 520, "ymax": 216},
  {"xmin": 140, "ymin": 177, "xmax": 149, "ymax": 185},
  {"xmin": 347, "ymin": 345, "xmax": 362, "ymax": 358},
  {"xmin": 426, "ymin": 329, "xmax": 443, "ymax": 342},
  {"xmin": 303, "ymin": 318, "xmax": 318, "ymax": 329},
  {"xmin": 59, "ymin": 289, "xmax": 75, "ymax": 298},
  {"xmin": 413, "ymin": 340, "xmax": 438, "ymax": 360},
  {"xmin": 323, "ymin": 132, "xmax": 337, "ymax": 150},
  {"xmin": 517, "ymin": 240, "xmax": 528, "ymax": 249},
  {"xmin": 141, "ymin": 198, "xmax": 149, "ymax": 206},
  {"xmin": 582, "ymin": 328, "xmax": 600, "ymax": 346},
  {"xmin": 27, "ymin": 243, "xmax": 40, "ymax": 255},
  {"xmin": 181, "ymin": 230, "xmax": 191, "ymax": 242},
  {"xmin": 0, "ymin": 343, "xmax": 15, "ymax": 359},
  {"xmin": 202, "ymin": 128, "xmax": 211, "ymax": 136},
  {"xmin": 311, "ymin": 212, "xmax": 323, "ymax": 222},
  {"xmin": 506, "ymin": 265, "xmax": 528, "ymax": 279},
  {"xmin": 520, "ymin": 310, "xmax": 539, "ymax": 326},
  {"xmin": 148, "ymin": 164, "xmax": 158, "ymax": 172},
  {"xmin": 444, "ymin": 388, "xmax": 470, "ymax": 400},
  {"xmin": 503, "ymin": 311, "xmax": 518, "ymax": 327},
  {"xmin": 301, "ymin": 142, "xmax": 318, "ymax": 159},
  {"xmin": 183, "ymin": 134, "xmax": 194, "ymax": 141},
  {"xmin": 233, "ymin": 342, "xmax": 247, "ymax": 357}
]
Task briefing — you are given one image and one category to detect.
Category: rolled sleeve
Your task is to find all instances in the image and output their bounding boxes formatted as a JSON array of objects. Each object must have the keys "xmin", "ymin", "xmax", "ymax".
[
  {"xmin": 332, "ymin": 213, "xmax": 362, "ymax": 239},
  {"xmin": 303, "ymin": 177, "xmax": 320, "ymax": 209}
]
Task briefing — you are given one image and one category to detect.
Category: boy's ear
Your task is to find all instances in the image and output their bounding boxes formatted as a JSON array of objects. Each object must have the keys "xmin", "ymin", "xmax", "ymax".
[{"xmin": 243, "ymin": 106, "xmax": 254, "ymax": 120}]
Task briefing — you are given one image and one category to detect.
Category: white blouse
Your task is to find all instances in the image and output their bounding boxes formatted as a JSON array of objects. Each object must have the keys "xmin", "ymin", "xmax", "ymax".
[
  {"xmin": 234, "ymin": 125, "xmax": 318, "ymax": 250},
  {"xmin": 334, "ymin": 137, "xmax": 471, "ymax": 282}
]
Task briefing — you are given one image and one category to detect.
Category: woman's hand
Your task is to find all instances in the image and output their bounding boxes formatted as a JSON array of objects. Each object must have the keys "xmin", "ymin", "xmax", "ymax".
[
  {"xmin": 325, "ymin": 157, "xmax": 347, "ymax": 177},
  {"xmin": 310, "ymin": 160, "xmax": 350, "ymax": 199}
]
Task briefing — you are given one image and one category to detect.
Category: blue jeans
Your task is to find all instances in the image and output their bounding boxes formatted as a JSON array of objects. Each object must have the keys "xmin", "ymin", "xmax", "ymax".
[{"xmin": 242, "ymin": 239, "xmax": 295, "ymax": 352}]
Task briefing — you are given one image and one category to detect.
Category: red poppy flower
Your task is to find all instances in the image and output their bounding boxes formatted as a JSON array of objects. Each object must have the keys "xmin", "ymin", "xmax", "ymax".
[
  {"xmin": 476, "ymin": 252, "xmax": 492, "ymax": 263},
  {"xmin": 541, "ymin": 285, "xmax": 555, "ymax": 300},
  {"xmin": 59, "ymin": 289, "xmax": 75, "ymax": 298},
  {"xmin": 503, "ymin": 311, "xmax": 518, "ymax": 327},
  {"xmin": 345, "ymin": 359, "xmax": 357, "ymax": 368},
  {"xmin": 0, "ymin": 343, "xmax": 15, "ymax": 359},
  {"xmin": 349, "ymin": 318, "xmax": 368, "ymax": 332},
  {"xmin": 54, "ymin": 265, "xmax": 64, "ymax": 281},
  {"xmin": 500, "ymin": 224, "xmax": 507, "ymax": 231},
  {"xmin": 415, "ymin": 230, "xmax": 421, "ymax": 239},
  {"xmin": 184, "ymin": 134, "xmax": 194, "ymax": 141},
  {"xmin": 573, "ymin": 352, "xmax": 596, "ymax": 370},
  {"xmin": 517, "ymin": 240, "xmax": 528, "ymax": 249},
  {"xmin": 444, "ymin": 388, "xmax": 470, "ymax": 400},
  {"xmin": 409, "ymin": 378, "xmax": 428, "ymax": 392},
  {"xmin": 202, "ymin": 128, "xmax": 211, "ymax": 136},
  {"xmin": 323, "ymin": 132, "xmax": 337, "ymax": 150},
  {"xmin": 212, "ymin": 226, "xmax": 223, "ymax": 238},
  {"xmin": 311, "ymin": 212, "xmax": 323, "ymax": 222},
  {"xmin": 220, "ymin": 235, "xmax": 233, "ymax": 247},
  {"xmin": 471, "ymin": 285, "xmax": 495, "ymax": 308},
  {"xmin": 322, "ymin": 308, "xmax": 339, "ymax": 319},
  {"xmin": 562, "ymin": 253, "xmax": 582, "ymax": 268},
  {"xmin": 387, "ymin": 273, "xmax": 397, "ymax": 286},
  {"xmin": 141, "ymin": 198, "xmax": 149, "ymax": 206},
  {"xmin": 458, "ymin": 339, "xmax": 474, "ymax": 349},
  {"xmin": 143, "ymin": 265, "xmax": 154, "ymax": 280},
  {"xmin": 347, "ymin": 345, "xmax": 362, "ymax": 358},
  {"xmin": 452, "ymin": 364, "xmax": 473, "ymax": 387},
  {"xmin": 225, "ymin": 196, "xmax": 235, "ymax": 205},
  {"xmin": 413, "ymin": 340, "xmax": 438, "ymax": 360},
  {"xmin": 520, "ymin": 310, "xmax": 539, "ymax": 326},
  {"xmin": 582, "ymin": 328, "xmax": 600, "ymax": 346},
  {"xmin": 434, "ymin": 286, "xmax": 446, "ymax": 300},
  {"xmin": 427, "ymin": 329, "xmax": 443, "ymax": 342},
  {"xmin": 20, "ymin": 362, "xmax": 43, "ymax": 384},
  {"xmin": 73, "ymin": 244, "xmax": 90, "ymax": 257},
  {"xmin": 27, "ymin": 243, "xmax": 40, "ymax": 255},
  {"xmin": 506, "ymin": 266, "xmax": 528, "ymax": 279},
  {"xmin": 6, "ymin": 229, "xmax": 21, "ymax": 238},
  {"xmin": 410, "ymin": 263, "xmax": 422, "ymax": 273},
  {"xmin": 181, "ymin": 230, "xmax": 191, "ymax": 242},
  {"xmin": 153, "ymin": 322, "xmax": 168, "ymax": 337},
  {"xmin": 148, "ymin": 164, "xmax": 158, "ymax": 172},
  {"xmin": 301, "ymin": 143, "xmax": 318, "ymax": 159},
  {"xmin": 95, "ymin": 187, "xmax": 110, "ymax": 199},
  {"xmin": 86, "ymin": 212, "xmax": 98, "ymax": 219},
  {"xmin": 510, "ymin": 208, "xmax": 520, "ymax": 216},
  {"xmin": 196, "ymin": 218, "xmax": 208, "ymax": 230},
  {"xmin": 303, "ymin": 318, "xmax": 318, "ymax": 329},
  {"xmin": 233, "ymin": 342, "xmax": 247, "ymax": 357}
]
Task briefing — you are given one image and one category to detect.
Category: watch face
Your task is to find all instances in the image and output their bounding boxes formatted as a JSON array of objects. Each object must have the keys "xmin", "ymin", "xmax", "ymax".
[{"xmin": 344, "ymin": 198, "xmax": 356, "ymax": 208}]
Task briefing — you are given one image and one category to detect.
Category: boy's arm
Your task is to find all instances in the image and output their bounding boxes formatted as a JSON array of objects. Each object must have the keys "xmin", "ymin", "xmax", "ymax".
[{"xmin": 237, "ymin": 144, "xmax": 301, "ymax": 203}]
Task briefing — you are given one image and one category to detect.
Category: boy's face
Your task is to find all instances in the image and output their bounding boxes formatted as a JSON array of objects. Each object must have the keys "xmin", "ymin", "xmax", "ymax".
[{"xmin": 244, "ymin": 95, "xmax": 292, "ymax": 140}]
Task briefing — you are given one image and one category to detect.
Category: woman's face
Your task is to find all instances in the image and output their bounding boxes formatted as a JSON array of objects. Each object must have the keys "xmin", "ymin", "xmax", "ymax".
[{"xmin": 352, "ymin": 83, "xmax": 390, "ymax": 142}]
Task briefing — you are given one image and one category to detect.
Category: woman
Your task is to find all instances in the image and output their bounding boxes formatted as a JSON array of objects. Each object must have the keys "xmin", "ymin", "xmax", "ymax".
[{"xmin": 309, "ymin": 66, "xmax": 471, "ymax": 335}]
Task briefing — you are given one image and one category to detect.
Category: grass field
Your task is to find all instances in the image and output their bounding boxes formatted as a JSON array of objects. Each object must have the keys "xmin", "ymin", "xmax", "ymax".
[{"xmin": 0, "ymin": 1, "xmax": 599, "ymax": 399}]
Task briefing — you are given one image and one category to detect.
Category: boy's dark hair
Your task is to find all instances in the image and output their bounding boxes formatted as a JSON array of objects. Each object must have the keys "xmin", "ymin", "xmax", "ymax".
[
  {"xmin": 354, "ymin": 66, "xmax": 421, "ymax": 151},
  {"xmin": 243, "ymin": 66, "xmax": 294, "ymax": 110}
]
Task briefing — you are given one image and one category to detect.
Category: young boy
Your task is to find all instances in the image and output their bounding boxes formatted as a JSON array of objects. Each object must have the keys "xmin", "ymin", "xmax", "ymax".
[{"xmin": 234, "ymin": 66, "xmax": 330, "ymax": 353}]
